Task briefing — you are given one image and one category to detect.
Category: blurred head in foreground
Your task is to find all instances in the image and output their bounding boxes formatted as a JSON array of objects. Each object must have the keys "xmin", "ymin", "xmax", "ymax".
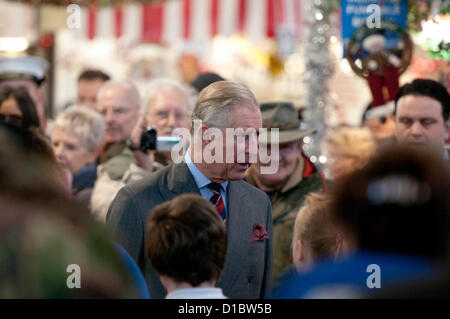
[
  {"xmin": 292, "ymin": 192, "xmax": 347, "ymax": 273},
  {"xmin": 0, "ymin": 127, "xmax": 140, "ymax": 298},
  {"xmin": 332, "ymin": 144, "xmax": 450, "ymax": 262}
]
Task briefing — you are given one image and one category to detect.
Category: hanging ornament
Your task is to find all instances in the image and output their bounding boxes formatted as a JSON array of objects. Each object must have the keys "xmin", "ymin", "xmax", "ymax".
[
  {"xmin": 302, "ymin": 0, "xmax": 336, "ymax": 164},
  {"xmin": 346, "ymin": 20, "xmax": 413, "ymax": 107}
]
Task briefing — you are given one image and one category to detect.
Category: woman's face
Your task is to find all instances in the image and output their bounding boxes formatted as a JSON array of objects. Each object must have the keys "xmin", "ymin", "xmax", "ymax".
[
  {"xmin": 0, "ymin": 98, "xmax": 23, "ymax": 127},
  {"xmin": 51, "ymin": 128, "xmax": 95, "ymax": 175},
  {"xmin": 365, "ymin": 114, "xmax": 396, "ymax": 142}
]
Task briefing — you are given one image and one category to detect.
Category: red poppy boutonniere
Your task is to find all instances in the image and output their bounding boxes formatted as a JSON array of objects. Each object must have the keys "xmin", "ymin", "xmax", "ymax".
[{"xmin": 252, "ymin": 223, "xmax": 269, "ymax": 243}]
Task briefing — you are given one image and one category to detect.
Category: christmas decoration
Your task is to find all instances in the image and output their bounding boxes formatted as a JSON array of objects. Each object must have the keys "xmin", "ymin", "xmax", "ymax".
[
  {"xmin": 414, "ymin": 13, "xmax": 450, "ymax": 61},
  {"xmin": 301, "ymin": 0, "xmax": 337, "ymax": 165},
  {"xmin": 346, "ymin": 20, "xmax": 412, "ymax": 107},
  {"xmin": 408, "ymin": 0, "xmax": 450, "ymax": 32}
]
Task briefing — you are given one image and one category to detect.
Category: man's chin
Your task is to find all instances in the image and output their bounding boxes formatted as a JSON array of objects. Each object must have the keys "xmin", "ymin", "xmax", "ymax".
[{"xmin": 229, "ymin": 164, "xmax": 250, "ymax": 180}]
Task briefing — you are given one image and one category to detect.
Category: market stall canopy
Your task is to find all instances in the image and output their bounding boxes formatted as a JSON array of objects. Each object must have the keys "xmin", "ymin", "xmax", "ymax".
[
  {"xmin": 5, "ymin": 1, "xmax": 166, "ymax": 5},
  {"xmin": 4, "ymin": 0, "xmax": 305, "ymax": 44}
]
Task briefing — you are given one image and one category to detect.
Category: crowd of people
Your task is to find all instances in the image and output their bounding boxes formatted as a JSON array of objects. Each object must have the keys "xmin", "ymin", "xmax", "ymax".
[{"xmin": 0, "ymin": 54, "xmax": 449, "ymax": 298}]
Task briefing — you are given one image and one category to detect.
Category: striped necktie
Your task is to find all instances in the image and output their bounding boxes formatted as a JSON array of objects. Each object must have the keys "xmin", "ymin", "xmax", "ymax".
[{"xmin": 207, "ymin": 182, "xmax": 226, "ymax": 221}]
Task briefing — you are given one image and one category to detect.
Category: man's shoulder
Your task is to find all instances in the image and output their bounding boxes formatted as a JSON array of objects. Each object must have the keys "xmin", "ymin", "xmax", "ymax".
[
  {"xmin": 124, "ymin": 163, "xmax": 173, "ymax": 194},
  {"xmin": 231, "ymin": 179, "xmax": 270, "ymax": 202}
]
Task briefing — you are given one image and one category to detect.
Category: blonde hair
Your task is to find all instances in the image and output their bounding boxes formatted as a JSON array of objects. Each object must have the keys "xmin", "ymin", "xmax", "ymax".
[
  {"xmin": 325, "ymin": 126, "xmax": 376, "ymax": 160},
  {"xmin": 292, "ymin": 193, "xmax": 343, "ymax": 263}
]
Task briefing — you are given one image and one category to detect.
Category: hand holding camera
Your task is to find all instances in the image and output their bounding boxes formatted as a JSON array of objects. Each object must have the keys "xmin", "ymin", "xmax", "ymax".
[{"xmin": 128, "ymin": 115, "xmax": 155, "ymax": 172}]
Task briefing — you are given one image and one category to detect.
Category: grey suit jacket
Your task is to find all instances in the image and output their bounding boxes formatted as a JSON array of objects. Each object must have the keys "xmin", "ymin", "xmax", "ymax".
[{"xmin": 106, "ymin": 162, "xmax": 273, "ymax": 299}]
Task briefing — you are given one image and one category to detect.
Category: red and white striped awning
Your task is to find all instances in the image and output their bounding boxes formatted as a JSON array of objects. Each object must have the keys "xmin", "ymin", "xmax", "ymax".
[{"xmin": 80, "ymin": 0, "xmax": 304, "ymax": 43}]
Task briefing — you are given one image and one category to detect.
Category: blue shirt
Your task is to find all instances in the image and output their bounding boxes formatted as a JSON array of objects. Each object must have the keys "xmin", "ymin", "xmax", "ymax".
[{"xmin": 184, "ymin": 151, "xmax": 228, "ymax": 215}]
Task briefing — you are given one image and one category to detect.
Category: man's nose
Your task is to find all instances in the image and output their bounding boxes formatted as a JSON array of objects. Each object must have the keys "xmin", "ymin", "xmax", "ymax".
[
  {"xmin": 54, "ymin": 145, "xmax": 65, "ymax": 158},
  {"xmin": 246, "ymin": 134, "xmax": 259, "ymax": 156},
  {"xmin": 167, "ymin": 112, "xmax": 177, "ymax": 128},
  {"xmin": 410, "ymin": 122, "xmax": 423, "ymax": 137},
  {"xmin": 104, "ymin": 110, "xmax": 115, "ymax": 123}
]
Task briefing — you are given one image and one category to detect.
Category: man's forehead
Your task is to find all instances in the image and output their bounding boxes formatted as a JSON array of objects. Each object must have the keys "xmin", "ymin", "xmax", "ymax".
[
  {"xmin": 79, "ymin": 78, "xmax": 104, "ymax": 90},
  {"xmin": 397, "ymin": 95, "xmax": 442, "ymax": 110},
  {"xmin": 99, "ymin": 88, "xmax": 136, "ymax": 105},
  {"xmin": 230, "ymin": 106, "xmax": 262, "ymax": 128},
  {"xmin": 148, "ymin": 90, "xmax": 189, "ymax": 111},
  {"xmin": 397, "ymin": 95, "xmax": 443, "ymax": 115}
]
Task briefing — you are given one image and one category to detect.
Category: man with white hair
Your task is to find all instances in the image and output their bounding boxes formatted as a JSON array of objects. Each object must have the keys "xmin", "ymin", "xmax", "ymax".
[
  {"xmin": 91, "ymin": 79, "xmax": 193, "ymax": 221},
  {"xmin": 129, "ymin": 78, "xmax": 194, "ymax": 166},
  {"xmin": 107, "ymin": 81, "xmax": 272, "ymax": 299},
  {"xmin": 91, "ymin": 80, "xmax": 143, "ymax": 220}
]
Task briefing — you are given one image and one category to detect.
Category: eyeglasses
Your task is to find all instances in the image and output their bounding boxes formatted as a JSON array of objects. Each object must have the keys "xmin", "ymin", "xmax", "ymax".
[
  {"xmin": 154, "ymin": 110, "xmax": 188, "ymax": 121},
  {"xmin": 0, "ymin": 114, "xmax": 23, "ymax": 127}
]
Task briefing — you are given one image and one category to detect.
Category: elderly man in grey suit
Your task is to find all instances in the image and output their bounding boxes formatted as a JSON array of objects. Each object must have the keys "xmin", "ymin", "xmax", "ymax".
[{"xmin": 107, "ymin": 81, "xmax": 272, "ymax": 299}]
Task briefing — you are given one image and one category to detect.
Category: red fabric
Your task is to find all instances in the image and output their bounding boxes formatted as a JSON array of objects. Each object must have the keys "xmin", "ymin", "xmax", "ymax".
[
  {"xmin": 384, "ymin": 66, "xmax": 400, "ymax": 101},
  {"xmin": 294, "ymin": 0, "xmax": 302, "ymax": 39},
  {"xmin": 87, "ymin": 4, "xmax": 97, "ymax": 40},
  {"xmin": 114, "ymin": 6, "xmax": 123, "ymax": 38},
  {"xmin": 275, "ymin": 0, "xmax": 285, "ymax": 28},
  {"xmin": 238, "ymin": 0, "xmax": 247, "ymax": 33},
  {"xmin": 211, "ymin": 0, "xmax": 219, "ymax": 37},
  {"xmin": 302, "ymin": 153, "xmax": 328, "ymax": 191},
  {"xmin": 367, "ymin": 73, "xmax": 386, "ymax": 107},
  {"xmin": 183, "ymin": 0, "xmax": 191, "ymax": 39},
  {"xmin": 141, "ymin": 3, "xmax": 164, "ymax": 43},
  {"xmin": 302, "ymin": 153, "xmax": 316, "ymax": 178},
  {"xmin": 367, "ymin": 66, "xmax": 400, "ymax": 107},
  {"xmin": 266, "ymin": 0, "xmax": 275, "ymax": 38},
  {"xmin": 252, "ymin": 223, "xmax": 269, "ymax": 242}
]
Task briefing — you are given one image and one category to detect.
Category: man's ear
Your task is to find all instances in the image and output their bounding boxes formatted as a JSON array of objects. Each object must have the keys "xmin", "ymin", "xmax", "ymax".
[{"xmin": 201, "ymin": 123, "xmax": 211, "ymax": 147}]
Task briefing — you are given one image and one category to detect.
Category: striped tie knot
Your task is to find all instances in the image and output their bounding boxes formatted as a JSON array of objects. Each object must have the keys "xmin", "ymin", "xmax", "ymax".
[{"xmin": 207, "ymin": 182, "xmax": 222, "ymax": 195}]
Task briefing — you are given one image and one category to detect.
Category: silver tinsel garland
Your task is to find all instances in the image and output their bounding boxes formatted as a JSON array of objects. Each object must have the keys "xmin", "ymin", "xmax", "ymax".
[{"xmin": 302, "ymin": 0, "xmax": 335, "ymax": 165}]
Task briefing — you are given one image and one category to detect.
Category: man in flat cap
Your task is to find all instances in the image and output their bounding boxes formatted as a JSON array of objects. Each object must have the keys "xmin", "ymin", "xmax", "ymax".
[
  {"xmin": 0, "ymin": 56, "xmax": 49, "ymax": 130},
  {"xmin": 245, "ymin": 102, "xmax": 327, "ymax": 285}
]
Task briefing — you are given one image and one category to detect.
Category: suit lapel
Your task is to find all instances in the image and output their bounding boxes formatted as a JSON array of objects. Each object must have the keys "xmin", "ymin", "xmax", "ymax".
[{"xmin": 159, "ymin": 162, "xmax": 201, "ymax": 202}]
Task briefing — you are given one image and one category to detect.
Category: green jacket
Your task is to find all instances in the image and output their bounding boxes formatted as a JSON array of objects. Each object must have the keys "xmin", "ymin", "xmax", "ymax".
[{"xmin": 246, "ymin": 154, "xmax": 326, "ymax": 286}]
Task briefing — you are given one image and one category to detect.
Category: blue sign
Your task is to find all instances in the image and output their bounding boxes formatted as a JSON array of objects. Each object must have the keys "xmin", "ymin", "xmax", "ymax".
[{"xmin": 341, "ymin": 0, "xmax": 408, "ymax": 56}]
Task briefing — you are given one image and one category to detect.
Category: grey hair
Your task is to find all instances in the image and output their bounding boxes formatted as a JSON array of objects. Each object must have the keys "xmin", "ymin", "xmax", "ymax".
[
  {"xmin": 96, "ymin": 80, "xmax": 140, "ymax": 109},
  {"xmin": 143, "ymin": 78, "xmax": 196, "ymax": 115},
  {"xmin": 53, "ymin": 105, "xmax": 105, "ymax": 152},
  {"xmin": 191, "ymin": 81, "xmax": 259, "ymax": 133}
]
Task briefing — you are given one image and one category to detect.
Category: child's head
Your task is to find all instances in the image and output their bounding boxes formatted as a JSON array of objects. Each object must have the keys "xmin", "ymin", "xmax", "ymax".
[
  {"xmin": 292, "ymin": 192, "xmax": 345, "ymax": 273},
  {"xmin": 145, "ymin": 194, "xmax": 227, "ymax": 287}
]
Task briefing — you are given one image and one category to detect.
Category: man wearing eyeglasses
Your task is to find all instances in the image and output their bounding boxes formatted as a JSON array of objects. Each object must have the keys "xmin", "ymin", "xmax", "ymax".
[
  {"xmin": 91, "ymin": 79, "xmax": 193, "ymax": 222},
  {"xmin": 137, "ymin": 78, "xmax": 193, "ymax": 166}
]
